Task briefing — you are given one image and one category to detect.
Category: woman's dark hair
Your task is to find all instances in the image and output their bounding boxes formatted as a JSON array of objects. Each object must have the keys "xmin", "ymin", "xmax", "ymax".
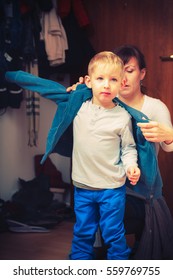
[
  {"xmin": 113, "ymin": 44, "xmax": 146, "ymax": 70},
  {"xmin": 113, "ymin": 44, "xmax": 147, "ymax": 93}
]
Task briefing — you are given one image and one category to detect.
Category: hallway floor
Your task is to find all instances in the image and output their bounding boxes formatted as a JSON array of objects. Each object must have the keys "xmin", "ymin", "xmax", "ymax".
[
  {"xmin": 0, "ymin": 221, "xmax": 74, "ymax": 260},
  {"xmin": 0, "ymin": 220, "xmax": 134, "ymax": 260}
]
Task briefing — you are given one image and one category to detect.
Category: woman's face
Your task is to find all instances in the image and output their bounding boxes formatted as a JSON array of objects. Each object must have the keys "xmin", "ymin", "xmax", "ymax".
[{"xmin": 119, "ymin": 57, "xmax": 146, "ymax": 99}]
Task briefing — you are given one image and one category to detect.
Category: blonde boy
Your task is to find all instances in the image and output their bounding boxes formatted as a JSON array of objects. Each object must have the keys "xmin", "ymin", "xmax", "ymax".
[{"xmin": 70, "ymin": 51, "xmax": 140, "ymax": 260}]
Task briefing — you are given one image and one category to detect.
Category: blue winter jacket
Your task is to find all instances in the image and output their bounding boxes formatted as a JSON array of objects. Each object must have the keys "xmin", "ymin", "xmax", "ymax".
[{"xmin": 5, "ymin": 70, "xmax": 162, "ymax": 199}]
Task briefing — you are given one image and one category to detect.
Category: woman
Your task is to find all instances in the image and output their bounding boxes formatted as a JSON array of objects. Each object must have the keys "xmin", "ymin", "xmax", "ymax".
[
  {"xmin": 68, "ymin": 45, "xmax": 173, "ymax": 259},
  {"xmin": 115, "ymin": 45, "xmax": 173, "ymax": 260}
]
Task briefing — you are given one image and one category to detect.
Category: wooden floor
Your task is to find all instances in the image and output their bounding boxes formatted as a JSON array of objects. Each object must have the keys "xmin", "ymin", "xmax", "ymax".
[
  {"xmin": 0, "ymin": 220, "xmax": 134, "ymax": 260},
  {"xmin": 0, "ymin": 221, "xmax": 74, "ymax": 260}
]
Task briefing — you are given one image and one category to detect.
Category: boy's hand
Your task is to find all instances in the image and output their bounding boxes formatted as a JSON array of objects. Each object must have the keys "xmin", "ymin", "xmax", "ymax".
[{"xmin": 127, "ymin": 166, "xmax": 141, "ymax": 185}]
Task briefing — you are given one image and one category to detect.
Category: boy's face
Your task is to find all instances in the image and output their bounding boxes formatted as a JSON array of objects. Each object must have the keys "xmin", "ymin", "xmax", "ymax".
[{"xmin": 85, "ymin": 64, "xmax": 124, "ymax": 109}]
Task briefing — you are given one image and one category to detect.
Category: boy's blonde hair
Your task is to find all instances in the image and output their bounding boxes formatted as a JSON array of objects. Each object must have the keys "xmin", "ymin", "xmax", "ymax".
[{"xmin": 88, "ymin": 51, "xmax": 124, "ymax": 76}]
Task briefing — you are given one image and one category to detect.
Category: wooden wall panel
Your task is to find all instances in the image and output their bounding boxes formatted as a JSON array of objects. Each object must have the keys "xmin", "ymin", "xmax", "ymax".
[{"xmin": 83, "ymin": 0, "xmax": 173, "ymax": 214}]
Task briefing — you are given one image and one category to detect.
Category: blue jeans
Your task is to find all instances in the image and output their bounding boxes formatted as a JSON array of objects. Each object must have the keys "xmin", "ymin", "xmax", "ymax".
[{"xmin": 69, "ymin": 185, "xmax": 131, "ymax": 260}]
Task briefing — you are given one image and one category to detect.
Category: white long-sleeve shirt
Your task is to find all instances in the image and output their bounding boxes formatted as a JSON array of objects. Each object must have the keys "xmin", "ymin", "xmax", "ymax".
[
  {"xmin": 141, "ymin": 95, "xmax": 173, "ymax": 153},
  {"xmin": 72, "ymin": 100, "xmax": 138, "ymax": 189}
]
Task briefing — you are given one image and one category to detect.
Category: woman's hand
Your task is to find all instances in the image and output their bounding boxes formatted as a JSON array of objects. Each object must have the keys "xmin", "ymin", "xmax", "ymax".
[
  {"xmin": 127, "ymin": 166, "xmax": 141, "ymax": 185},
  {"xmin": 137, "ymin": 121, "xmax": 173, "ymax": 144},
  {"xmin": 66, "ymin": 77, "xmax": 84, "ymax": 92}
]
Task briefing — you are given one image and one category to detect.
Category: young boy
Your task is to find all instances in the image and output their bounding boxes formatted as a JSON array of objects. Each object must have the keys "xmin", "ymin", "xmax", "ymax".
[
  {"xmin": 70, "ymin": 51, "xmax": 140, "ymax": 260},
  {"xmin": 5, "ymin": 51, "xmax": 140, "ymax": 260}
]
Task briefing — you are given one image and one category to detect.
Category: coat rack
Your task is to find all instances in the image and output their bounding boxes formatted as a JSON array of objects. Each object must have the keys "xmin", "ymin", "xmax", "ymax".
[{"xmin": 160, "ymin": 55, "xmax": 173, "ymax": 61}]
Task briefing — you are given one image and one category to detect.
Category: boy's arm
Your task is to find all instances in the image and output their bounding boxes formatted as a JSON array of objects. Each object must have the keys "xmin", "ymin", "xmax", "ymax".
[
  {"xmin": 5, "ymin": 71, "xmax": 68, "ymax": 103},
  {"xmin": 120, "ymin": 118, "xmax": 138, "ymax": 170}
]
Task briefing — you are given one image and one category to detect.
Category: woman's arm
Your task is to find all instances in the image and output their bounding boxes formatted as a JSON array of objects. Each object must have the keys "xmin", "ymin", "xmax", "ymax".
[
  {"xmin": 137, "ymin": 121, "xmax": 173, "ymax": 146},
  {"xmin": 137, "ymin": 98, "xmax": 173, "ymax": 151}
]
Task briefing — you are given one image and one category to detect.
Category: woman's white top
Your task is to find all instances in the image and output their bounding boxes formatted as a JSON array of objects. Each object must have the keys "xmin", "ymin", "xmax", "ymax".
[{"xmin": 141, "ymin": 95, "xmax": 173, "ymax": 153}]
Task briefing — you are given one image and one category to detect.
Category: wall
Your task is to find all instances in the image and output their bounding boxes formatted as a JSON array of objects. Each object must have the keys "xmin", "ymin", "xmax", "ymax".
[
  {"xmin": 83, "ymin": 0, "xmax": 173, "ymax": 214},
  {"xmin": 0, "ymin": 74, "xmax": 71, "ymax": 201}
]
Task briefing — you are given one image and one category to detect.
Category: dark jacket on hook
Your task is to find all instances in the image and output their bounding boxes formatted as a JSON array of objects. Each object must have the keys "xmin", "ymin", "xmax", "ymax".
[{"xmin": 5, "ymin": 70, "xmax": 162, "ymax": 200}]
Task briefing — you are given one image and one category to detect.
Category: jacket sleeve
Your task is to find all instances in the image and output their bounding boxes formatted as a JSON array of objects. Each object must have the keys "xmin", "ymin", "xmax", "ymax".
[{"xmin": 5, "ymin": 70, "xmax": 69, "ymax": 104}]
